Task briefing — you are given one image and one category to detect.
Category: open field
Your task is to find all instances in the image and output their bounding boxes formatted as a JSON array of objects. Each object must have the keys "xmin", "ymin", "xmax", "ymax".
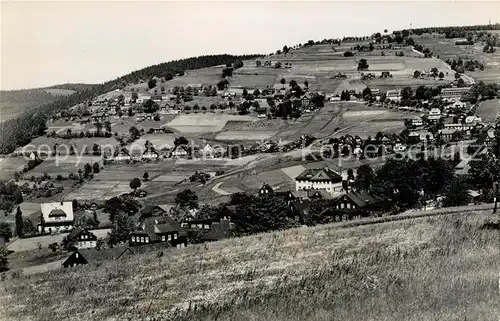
[
  {"xmin": 417, "ymin": 35, "xmax": 500, "ymax": 84},
  {"xmin": 166, "ymin": 114, "xmax": 256, "ymax": 133},
  {"xmin": 215, "ymin": 130, "xmax": 276, "ymax": 141},
  {"xmin": 1, "ymin": 210, "xmax": 498, "ymax": 321},
  {"xmin": 476, "ymin": 99, "xmax": 500, "ymax": 124},
  {"xmin": 107, "ymin": 115, "xmax": 178, "ymax": 135},
  {"xmin": 0, "ymin": 157, "xmax": 27, "ymax": 180},
  {"xmin": 127, "ymin": 133, "xmax": 176, "ymax": 151}
]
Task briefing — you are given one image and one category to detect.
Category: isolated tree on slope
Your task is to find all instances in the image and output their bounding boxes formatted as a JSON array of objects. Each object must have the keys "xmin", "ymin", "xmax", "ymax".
[{"xmin": 129, "ymin": 178, "xmax": 141, "ymax": 191}]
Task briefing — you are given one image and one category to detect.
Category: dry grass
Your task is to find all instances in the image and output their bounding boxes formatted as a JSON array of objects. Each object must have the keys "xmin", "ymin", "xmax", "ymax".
[{"xmin": 0, "ymin": 209, "xmax": 498, "ymax": 321}]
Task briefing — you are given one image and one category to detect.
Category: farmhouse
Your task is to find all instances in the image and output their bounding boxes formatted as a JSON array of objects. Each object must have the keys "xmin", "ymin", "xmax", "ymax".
[
  {"xmin": 428, "ymin": 115, "xmax": 442, "ymax": 124},
  {"xmin": 386, "ymin": 89, "xmax": 401, "ymax": 102},
  {"xmin": 171, "ymin": 145, "xmax": 189, "ymax": 157},
  {"xmin": 429, "ymin": 108, "xmax": 441, "ymax": 116},
  {"xmin": 200, "ymin": 220, "xmax": 235, "ymax": 242},
  {"xmin": 62, "ymin": 247, "xmax": 134, "ymax": 268},
  {"xmin": 412, "ymin": 116, "xmax": 424, "ymax": 127},
  {"xmin": 129, "ymin": 216, "xmax": 187, "ymax": 248},
  {"xmin": 38, "ymin": 202, "xmax": 74, "ymax": 234},
  {"xmin": 295, "ymin": 166, "xmax": 343, "ymax": 194},
  {"xmin": 255, "ymin": 107, "xmax": 268, "ymax": 118},
  {"xmin": 142, "ymin": 149, "xmax": 159, "ymax": 160},
  {"xmin": 334, "ymin": 191, "xmax": 381, "ymax": 213},
  {"xmin": 409, "ymin": 130, "xmax": 434, "ymax": 142},
  {"xmin": 258, "ymin": 183, "xmax": 274, "ymax": 195},
  {"xmin": 440, "ymin": 87, "xmax": 471, "ymax": 99},
  {"xmin": 68, "ymin": 228, "xmax": 98, "ymax": 249},
  {"xmin": 114, "ymin": 148, "xmax": 131, "ymax": 161},
  {"xmin": 439, "ymin": 128, "xmax": 459, "ymax": 141},
  {"xmin": 140, "ymin": 205, "xmax": 173, "ymax": 218}
]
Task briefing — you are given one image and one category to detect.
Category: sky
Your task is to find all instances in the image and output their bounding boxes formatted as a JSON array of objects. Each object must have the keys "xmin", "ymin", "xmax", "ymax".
[{"xmin": 1, "ymin": 1, "xmax": 499, "ymax": 90}]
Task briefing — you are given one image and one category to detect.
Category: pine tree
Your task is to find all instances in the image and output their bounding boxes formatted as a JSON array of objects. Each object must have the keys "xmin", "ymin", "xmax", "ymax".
[
  {"xmin": 108, "ymin": 212, "xmax": 134, "ymax": 246},
  {"xmin": 15, "ymin": 207, "xmax": 23, "ymax": 238}
]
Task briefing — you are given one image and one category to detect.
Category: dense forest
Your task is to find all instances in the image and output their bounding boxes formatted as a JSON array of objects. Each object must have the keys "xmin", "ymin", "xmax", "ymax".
[{"xmin": 0, "ymin": 54, "xmax": 261, "ymax": 154}]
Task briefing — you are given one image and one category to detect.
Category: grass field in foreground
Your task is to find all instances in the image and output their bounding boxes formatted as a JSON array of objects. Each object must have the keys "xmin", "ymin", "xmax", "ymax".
[{"xmin": 1, "ymin": 209, "xmax": 499, "ymax": 321}]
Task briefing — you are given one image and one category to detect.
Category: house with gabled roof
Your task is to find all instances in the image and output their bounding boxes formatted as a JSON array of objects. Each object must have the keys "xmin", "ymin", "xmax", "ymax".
[
  {"xmin": 62, "ymin": 247, "xmax": 134, "ymax": 268},
  {"xmin": 142, "ymin": 148, "xmax": 159, "ymax": 160},
  {"xmin": 258, "ymin": 183, "xmax": 274, "ymax": 195},
  {"xmin": 295, "ymin": 166, "xmax": 343, "ymax": 194},
  {"xmin": 67, "ymin": 228, "xmax": 98, "ymax": 249},
  {"xmin": 114, "ymin": 148, "xmax": 131, "ymax": 161},
  {"xmin": 334, "ymin": 191, "xmax": 382, "ymax": 214},
  {"xmin": 129, "ymin": 216, "xmax": 186, "ymax": 248},
  {"xmin": 171, "ymin": 145, "xmax": 189, "ymax": 157},
  {"xmin": 38, "ymin": 202, "xmax": 74, "ymax": 234}
]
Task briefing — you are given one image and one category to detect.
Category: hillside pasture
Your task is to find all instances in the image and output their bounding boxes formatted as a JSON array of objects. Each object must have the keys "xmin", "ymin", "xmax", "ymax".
[
  {"xmin": 215, "ymin": 130, "xmax": 276, "ymax": 141},
  {"xmin": 0, "ymin": 157, "xmax": 27, "ymax": 180},
  {"xmin": 3, "ymin": 209, "xmax": 497, "ymax": 321},
  {"xmin": 127, "ymin": 133, "xmax": 176, "ymax": 151},
  {"xmin": 475, "ymin": 99, "xmax": 500, "ymax": 124},
  {"xmin": 166, "ymin": 114, "xmax": 256, "ymax": 133},
  {"xmin": 228, "ymin": 72, "xmax": 278, "ymax": 89}
]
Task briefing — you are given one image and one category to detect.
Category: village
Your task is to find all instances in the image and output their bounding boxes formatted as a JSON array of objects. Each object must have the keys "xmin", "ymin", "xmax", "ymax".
[{"xmin": 1, "ymin": 23, "xmax": 499, "ymax": 282}]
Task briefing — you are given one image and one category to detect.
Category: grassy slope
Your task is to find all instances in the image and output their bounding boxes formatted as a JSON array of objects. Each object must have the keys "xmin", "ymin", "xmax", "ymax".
[{"xmin": 1, "ymin": 209, "xmax": 499, "ymax": 321}]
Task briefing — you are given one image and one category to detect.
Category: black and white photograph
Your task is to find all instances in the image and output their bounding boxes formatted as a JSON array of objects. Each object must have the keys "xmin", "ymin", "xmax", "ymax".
[{"xmin": 0, "ymin": 1, "xmax": 499, "ymax": 320}]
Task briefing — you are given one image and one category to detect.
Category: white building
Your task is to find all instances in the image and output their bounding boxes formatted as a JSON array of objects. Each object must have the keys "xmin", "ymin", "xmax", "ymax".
[
  {"xmin": 71, "ymin": 229, "xmax": 98, "ymax": 249},
  {"xmin": 295, "ymin": 166, "xmax": 343, "ymax": 194},
  {"xmin": 386, "ymin": 89, "xmax": 401, "ymax": 102},
  {"xmin": 142, "ymin": 150, "xmax": 159, "ymax": 160},
  {"xmin": 412, "ymin": 117, "xmax": 424, "ymax": 127},
  {"xmin": 114, "ymin": 148, "xmax": 131, "ymax": 161},
  {"xmin": 429, "ymin": 108, "xmax": 441, "ymax": 116},
  {"xmin": 441, "ymin": 87, "xmax": 471, "ymax": 99},
  {"xmin": 38, "ymin": 202, "xmax": 74, "ymax": 234}
]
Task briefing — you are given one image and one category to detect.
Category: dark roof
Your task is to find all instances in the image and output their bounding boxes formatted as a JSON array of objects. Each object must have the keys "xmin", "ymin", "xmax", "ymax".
[
  {"xmin": 259, "ymin": 183, "xmax": 274, "ymax": 192},
  {"xmin": 308, "ymin": 189, "xmax": 333, "ymax": 200},
  {"xmin": 63, "ymin": 247, "xmax": 134, "ymax": 266},
  {"xmin": 0, "ymin": 236, "xmax": 5, "ymax": 248},
  {"xmin": 295, "ymin": 167, "xmax": 342, "ymax": 182},
  {"xmin": 201, "ymin": 220, "xmax": 234, "ymax": 241},
  {"xmin": 140, "ymin": 205, "xmax": 167, "ymax": 216},
  {"xmin": 343, "ymin": 191, "xmax": 379, "ymax": 208},
  {"xmin": 131, "ymin": 216, "xmax": 182, "ymax": 242},
  {"xmin": 48, "ymin": 209, "xmax": 67, "ymax": 217},
  {"xmin": 67, "ymin": 227, "xmax": 97, "ymax": 241}
]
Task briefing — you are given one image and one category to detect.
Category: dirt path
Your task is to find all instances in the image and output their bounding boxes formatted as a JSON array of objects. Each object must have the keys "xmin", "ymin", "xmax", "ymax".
[{"xmin": 212, "ymin": 182, "xmax": 232, "ymax": 196}]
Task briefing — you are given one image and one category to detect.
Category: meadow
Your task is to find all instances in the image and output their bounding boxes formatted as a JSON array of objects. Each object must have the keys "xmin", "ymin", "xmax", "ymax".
[
  {"xmin": 475, "ymin": 99, "xmax": 500, "ymax": 124},
  {"xmin": 1, "ymin": 210, "xmax": 498, "ymax": 321}
]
